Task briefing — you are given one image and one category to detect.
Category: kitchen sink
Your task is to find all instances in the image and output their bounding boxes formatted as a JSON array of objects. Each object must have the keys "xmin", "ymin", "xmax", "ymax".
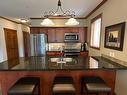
[{"xmin": 50, "ymin": 57, "xmax": 73, "ymax": 63}]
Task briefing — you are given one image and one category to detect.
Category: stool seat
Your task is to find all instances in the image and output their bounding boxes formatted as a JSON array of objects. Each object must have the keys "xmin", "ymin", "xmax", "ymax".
[
  {"xmin": 8, "ymin": 77, "xmax": 40, "ymax": 95},
  {"xmin": 86, "ymin": 83, "xmax": 111, "ymax": 92},
  {"xmin": 8, "ymin": 84, "xmax": 35, "ymax": 94},
  {"xmin": 81, "ymin": 76, "xmax": 111, "ymax": 95},
  {"xmin": 53, "ymin": 84, "xmax": 75, "ymax": 93},
  {"xmin": 52, "ymin": 76, "xmax": 76, "ymax": 95}
]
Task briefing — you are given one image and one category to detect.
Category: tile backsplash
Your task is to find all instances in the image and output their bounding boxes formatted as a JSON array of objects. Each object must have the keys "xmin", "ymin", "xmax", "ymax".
[{"xmin": 47, "ymin": 43, "xmax": 81, "ymax": 51}]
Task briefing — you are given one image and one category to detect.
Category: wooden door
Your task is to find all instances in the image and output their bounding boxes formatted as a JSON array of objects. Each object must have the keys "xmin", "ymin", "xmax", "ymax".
[
  {"xmin": 4, "ymin": 28, "xmax": 19, "ymax": 60},
  {"xmin": 47, "ymin": 28, "xmax": 56, "ymax": 42},
  {"xmin": 23, "ymin": 31, "xmax": 30, "ymax": 57}
]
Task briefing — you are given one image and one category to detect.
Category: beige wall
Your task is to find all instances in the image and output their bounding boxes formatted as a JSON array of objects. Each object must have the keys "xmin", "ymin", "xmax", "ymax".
[
  {"xmin": 0, "ymin": 18, "xmax": 30, "ymax": 62},
  {"xmin": 30, "ymin": 18, "xmax": 87, "ymax": 27},
  {"xmin": 86, "ymin": 0, "xmax": 127, "ymax": 95}
]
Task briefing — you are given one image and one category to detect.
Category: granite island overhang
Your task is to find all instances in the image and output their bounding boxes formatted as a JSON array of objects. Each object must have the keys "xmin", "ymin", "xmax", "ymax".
[{"xmin": 0, "ymin": 56, "xmax": 127, "ymax": 95}]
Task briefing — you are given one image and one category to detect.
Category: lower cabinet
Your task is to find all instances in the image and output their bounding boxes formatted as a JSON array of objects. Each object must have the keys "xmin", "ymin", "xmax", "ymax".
[
  {"xmin": 46, "ymin": 51, "xmax": 64, "ymax": 56},
  {"xmin": 80, "ymin": 51, "xmax": 88, "ymax": 57},
  {"xmin": 47, "ymin": 51, "xmax": 88, "ymax": 57}
]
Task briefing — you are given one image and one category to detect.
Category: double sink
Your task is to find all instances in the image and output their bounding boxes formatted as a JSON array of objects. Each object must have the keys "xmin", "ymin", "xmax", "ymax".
[{"xmin": 50, "ymin": 57, "xmax": 73, "ymax": 63}]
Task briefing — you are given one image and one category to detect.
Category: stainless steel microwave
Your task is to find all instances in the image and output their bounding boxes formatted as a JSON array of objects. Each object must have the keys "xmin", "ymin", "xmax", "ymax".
[{"xmin": 64, "ymin": 33, "xmax": 79, "ymax": 42}]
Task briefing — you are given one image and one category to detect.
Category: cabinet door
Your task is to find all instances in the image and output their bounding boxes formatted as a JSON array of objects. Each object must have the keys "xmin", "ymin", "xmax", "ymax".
[
  {"xmin": 40, "ymin": 28, "xmax": 48, "ymax": 35},
  {"xmin": 66, "ymin": 27, "xmax": 79, "ymax": 33},
  {"xmin": 55, "ymin": 28, "xmax": 65, "ymax": 42},
  {"xmin": 80, "ymin": 52, "xmax": 88, "ymax": 57},
  {"xmin": 47, "ymin": 28, "xmax": 56, "ymax": 42},
  {"xmin": 30, "ymin": 27, "xmax": 40, "ymax": 34},
  {"xmin": 79, "ymin": 27, "xmax": 87, "ymax": 42}
]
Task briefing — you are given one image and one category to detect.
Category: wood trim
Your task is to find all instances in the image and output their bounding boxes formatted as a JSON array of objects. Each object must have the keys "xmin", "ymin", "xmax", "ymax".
[
  {"xmin": 0, "ymin": 16, "xmax": 19, "ymax": 24},
  {"xmin": 30, "ymin": 17, "xmax": 86, "ymax": 19},
  {"xmin": 30, "ymin": 26, "xmax": 87, "ymax": 28},
  {"xmin": 4, "ymin": 28, "xmax": 17, "ymax": 32},
  {"xmin": 0, "ymin": 16, "xmax": 29, "ymax": 26},
  {"xmin": 91, "ymin": 14, "xmax": 102, "ymax": 23},
  {"xmin": 90, "ymin": 46, "xmax": 100, "ymax": 50},
  {"xmin": 90, "ymin": 14, "xmax": 102, "ymax": 50},
  {"xmin": 85, "ymin": 0, "xmax": 108, "ymax": 19}
]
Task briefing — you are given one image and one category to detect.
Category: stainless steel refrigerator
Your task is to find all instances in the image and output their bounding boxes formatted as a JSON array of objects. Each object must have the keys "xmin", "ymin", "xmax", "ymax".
[{"xmin": 30, "ymin": 34, "xmax": 47, "ymax": 56}]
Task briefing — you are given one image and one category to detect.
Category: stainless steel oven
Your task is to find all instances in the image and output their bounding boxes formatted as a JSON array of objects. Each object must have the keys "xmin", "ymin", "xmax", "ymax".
[{"xmin": 64, "ymin": 33, "xmax": 79, "ymax": 42}]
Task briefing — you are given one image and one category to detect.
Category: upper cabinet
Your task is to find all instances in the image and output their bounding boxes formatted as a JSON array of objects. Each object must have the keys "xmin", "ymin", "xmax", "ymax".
[
  {"xmin": 55, "ymin": 28, "xmax": 65, "ymax": 42},
  {"xmin": 30, "ymin": 27, "xmax": 40, "ymax": 34},
  {"xmin": 30, "ymin": 27, "xmax": 87, "ymax": 43},
  {"xmin": 47, "ymin": 28, "xmax": 56, "ymax": 42}
]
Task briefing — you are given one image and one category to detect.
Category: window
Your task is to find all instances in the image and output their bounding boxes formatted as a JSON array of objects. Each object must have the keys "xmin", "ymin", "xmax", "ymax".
[{"xmin": 90, "ymin": 14, "xmax": 102, "ymax": 49}]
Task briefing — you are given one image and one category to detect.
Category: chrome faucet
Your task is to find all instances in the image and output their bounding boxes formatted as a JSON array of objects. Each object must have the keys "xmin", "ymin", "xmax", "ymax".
[{"xmin": 58, "ymin": 46, "xmax": 64, "ymax": 61}]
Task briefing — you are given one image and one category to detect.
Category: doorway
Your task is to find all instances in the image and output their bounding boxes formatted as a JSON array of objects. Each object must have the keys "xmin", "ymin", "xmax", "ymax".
[{"xmin": 4, "ymin": 28, "xmax": 19, "ymax": 60}]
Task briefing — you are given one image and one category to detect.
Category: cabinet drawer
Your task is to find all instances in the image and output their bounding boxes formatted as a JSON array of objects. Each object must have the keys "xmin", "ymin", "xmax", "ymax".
[{"xmin": 80, "ymin": 52, "xmax": 88, "ymax": 57}]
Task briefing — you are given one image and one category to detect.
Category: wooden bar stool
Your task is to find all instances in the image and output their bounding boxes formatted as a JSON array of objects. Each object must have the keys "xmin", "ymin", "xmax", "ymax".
[
  {"xmin": 52, "ymin": 76, "xmax": 76, "ymax": 95},
  {"xmin": 81, "ymin": 76, "xmax": 111, "ymax": 95},
  {"xmin": 8, "ymin": 77, "xmax": 40, "ymax": 95}
]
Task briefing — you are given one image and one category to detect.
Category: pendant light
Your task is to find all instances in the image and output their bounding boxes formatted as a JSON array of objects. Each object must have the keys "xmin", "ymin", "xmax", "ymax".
[
  {"xmin": 41, "ymin": 0, "xmax": 79, "ymax": 26},
  {"xmin": 65, "ymin": 18, "xmax": 79, "ymax": 26}
]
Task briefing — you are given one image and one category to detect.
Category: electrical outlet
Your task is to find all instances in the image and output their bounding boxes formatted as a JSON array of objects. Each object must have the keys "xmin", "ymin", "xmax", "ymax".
[
  {"xmin": 109, "ymin": 52, "xmax": 115, "ymax": 57},
  {"xmin": 112, "ymin": 52, "xmax": 115, "ymax": 57},
  {"xmin": 109, "ymin": 52, "xmax": 112, "ymax": 56}
]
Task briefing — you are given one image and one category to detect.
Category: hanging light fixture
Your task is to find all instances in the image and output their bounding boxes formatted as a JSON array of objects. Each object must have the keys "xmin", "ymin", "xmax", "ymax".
[
  {"xmin": 41, "ymin": 0, "xmax": 79, "ymax": 26},
  {"xmin": 40, "ymin": 18, "xmax": 55, "ymax": 26},
  {"xmin": 65, "ymin": 18, "xmax": 79, "ymax": 26}
]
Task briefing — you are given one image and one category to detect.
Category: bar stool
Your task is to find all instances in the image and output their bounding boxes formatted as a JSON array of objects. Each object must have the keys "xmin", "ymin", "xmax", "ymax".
[
  {"xmin": 8, "ymin": 77, "xmax": 40, "ymax": 95},
  {"xmin": 81, "ymin": 76, "xmax": 111, "ymax": 95},
  {"xmin": 52, "ymin": 76, "xmax": 76, "ymax": 95}
]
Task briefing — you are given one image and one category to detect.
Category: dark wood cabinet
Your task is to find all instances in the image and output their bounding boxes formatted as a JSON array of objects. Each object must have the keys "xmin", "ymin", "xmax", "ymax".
[
  {"xmin": 80, "ymin": 51, "xmax": 88, "ymax": 57},
  {"xmin": 79, "ymin": 27, "xmax": 87, "ymax": 43},
  {"xmin": 55, "ymin": 28, "xmax": 65, "ymax": 42},
  {"xmin": 40, "ymin": 28, "xmax": 48, "ymax": 34},
  {"xmin": 30, "ymin": 27, "xmax": 87, "ymax": 43},
  {"xmin": 47, "ymin": 51, "xmax": 88, "ymax": 57},
  {"xmin": 30, "ymin": 27, "xmax": 40, "ymax": 34},
  {"xmin": 46, "ymin": 51, "xmax": 63, "ymax": 56},
  {"xmin": 47, "ymin": 28, "xmax": 56, "ymax": 42}
]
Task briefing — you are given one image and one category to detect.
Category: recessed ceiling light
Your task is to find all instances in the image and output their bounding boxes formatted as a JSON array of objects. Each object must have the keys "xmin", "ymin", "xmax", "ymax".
[{"xmin": 20, "ymin": 19, "xmax": 28, "ymax": 23}]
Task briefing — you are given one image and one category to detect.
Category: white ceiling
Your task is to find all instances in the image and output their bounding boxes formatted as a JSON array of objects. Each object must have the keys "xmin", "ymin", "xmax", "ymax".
[{"xmin": 0, "ymin": 0, "xmax": 103, "ymax": 19}]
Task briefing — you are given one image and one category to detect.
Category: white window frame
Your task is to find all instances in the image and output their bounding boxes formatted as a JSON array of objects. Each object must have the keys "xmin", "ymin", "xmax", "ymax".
[{"xmin": 90, "ymin": 14, "xmax": 102, "ymax": 49}]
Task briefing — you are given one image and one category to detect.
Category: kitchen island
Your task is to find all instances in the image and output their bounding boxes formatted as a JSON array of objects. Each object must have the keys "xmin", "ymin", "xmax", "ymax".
[{"xmin": 0, "ymin": 56, "xmax": 126, "ymax": 95}]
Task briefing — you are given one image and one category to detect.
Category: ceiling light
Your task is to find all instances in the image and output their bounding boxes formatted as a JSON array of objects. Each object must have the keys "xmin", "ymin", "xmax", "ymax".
[
  {"xmin": 40, "ymin": 18, "xmax": 55, "ymax": 26},
  {"xmin": 65, "ymin": 18, "xmax": 79, "ymax": 26},
  {"xmin": 20, "ymin": 19, "xmax": 28, "ymax": 23},
  {"xmin": 41, "ymin": 0, "xmax": 79, "ymax": 26}
]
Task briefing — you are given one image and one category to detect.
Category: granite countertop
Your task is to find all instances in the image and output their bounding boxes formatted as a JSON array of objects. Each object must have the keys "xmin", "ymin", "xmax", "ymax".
[{"xmin": 0, "ymin": 56, "xmax": 127, "ymax": 71}]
